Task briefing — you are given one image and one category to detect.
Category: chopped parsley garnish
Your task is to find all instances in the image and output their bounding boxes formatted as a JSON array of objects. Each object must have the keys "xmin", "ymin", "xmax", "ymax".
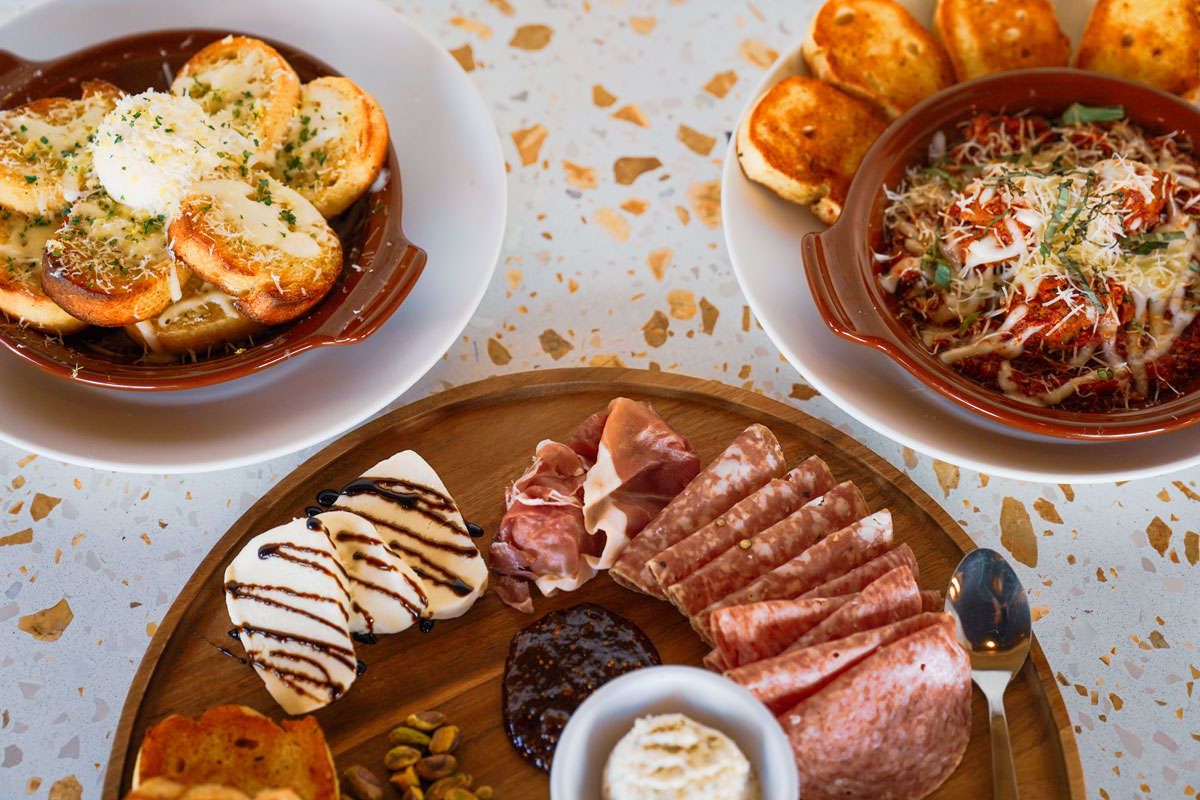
[
  {"xmin": 23, "ymin": 175, "xmax": 36, "ymax": 183},
  {"xmin": 279, "ymin": 208, "xmax": 297, "ymax": 225}
]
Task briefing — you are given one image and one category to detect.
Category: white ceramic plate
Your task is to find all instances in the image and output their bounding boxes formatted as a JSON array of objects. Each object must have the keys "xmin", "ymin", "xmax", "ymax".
[
  {"xmin": 549, "ymin": 665, "xmax": 799, "ymax": 800},
  {"xmin": 724, "ymin": 0, "xmax": 1200, "ymax": 483},
  {"xmin": 0, "ymin": 0, "xmax": 506, "ymax": 473}
]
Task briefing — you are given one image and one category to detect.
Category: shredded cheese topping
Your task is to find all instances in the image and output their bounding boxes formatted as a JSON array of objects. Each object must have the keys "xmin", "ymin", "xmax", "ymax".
[{"xmin": 880, "ymin": 112, "xmax": 1200, "ymax": 409}]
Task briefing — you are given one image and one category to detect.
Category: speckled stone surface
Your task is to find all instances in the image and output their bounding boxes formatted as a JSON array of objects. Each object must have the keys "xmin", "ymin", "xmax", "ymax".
[{"xmin": 1, "ymin": 2, "xmax": 1198, "ymax": 799}]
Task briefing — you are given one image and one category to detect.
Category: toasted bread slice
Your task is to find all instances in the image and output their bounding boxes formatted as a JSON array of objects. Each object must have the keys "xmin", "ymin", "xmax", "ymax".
[
  {"xmin": 132, "ymin": 705, "xmax": 336, "ymax": 800},
  {"xmin": 803, "ymin": 0, "xmax": 955, "ymax": 119},
  {"xmin": 933, "ymin": 0, "xmax": 1070, "ymax": 81},
  {"xmin": 737, "ymin": 76, "xmax": 887, "ymax": 224},
  {"xmin": 269, "ymin": 77, "xmax": 389, "ymax": 218},
  {"xmin": 41, "ymin": 192, "xmax": 189, "ymax": 327},
  {"xmin": 0, "ymin": 79, "xmax": 122, "ymax": 215},
  {"xmin": 1075, "ymin": 0, "xmax": 1200, "ymax": 102},
  {"xmin": 124, "ymin": 777, "xmax": 303, "ymax": 800},
  {"xmin": 125, "ymin": 273, "xmax": 267, "ymax": 356},
  {"xmin": 170, "ymin": 175, "xmax": 342, "ymax": 325},
  {"xmin": 172, "ymin": 36, "xmax": 301, "ymax": 153},
  {"xmin": 0, "ymin": 207, "xmax": 87, "ymax": 333}
]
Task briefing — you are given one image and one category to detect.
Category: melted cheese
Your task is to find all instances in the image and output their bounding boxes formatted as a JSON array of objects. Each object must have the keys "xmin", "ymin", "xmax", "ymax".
[
  {"xmin": 91, "ymin": 91, "xmax": 251, "ymax": 215},
  {"xmin": 192, "ymin": 177, "xmax": 328, "ymax": 260}
]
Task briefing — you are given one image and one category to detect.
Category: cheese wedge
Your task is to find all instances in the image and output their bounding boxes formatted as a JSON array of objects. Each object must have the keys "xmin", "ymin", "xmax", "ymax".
[
  {"xmin": 223, "ymin": 516, "xmax": 357, "ymax": 715},
  {"xmin": 333, "ymin": 451, "xmax": 487, "ymax": 619},
  {"xmin": 319, "ymin": 509, "xmax": 430, "ymax": 635}
]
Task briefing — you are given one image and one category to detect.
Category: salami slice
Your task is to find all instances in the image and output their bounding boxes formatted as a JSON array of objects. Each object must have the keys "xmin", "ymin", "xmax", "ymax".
[
  {"xmin": 667, "ymin": 481, "xmax": 867, "ymax": 618},
  {"xmin": 921, "ymin": 589, "xmax": 943, "ymax": 612},
  {"xmin": 711, "ymin": 595, "xmax": 851, "ymax": 669},
  {"xmin": 727, "ymin": 612, "xmax": 953, "ymax": 714},
  {"xmin": 610, "ymin": 424, "xmax": 786, "ymax": 597},
  {"xmin": 798, "ymin": 543, "xmax": 918, "ymax": 601},
  {"xmin": 786, "ymin": 566, "xmax": 921, "ymax": 651},
  {"xmin": 777, "ymin": 623, "xmax": 972, "ymax": 800},
  {"xmin": 646, "ymin": 456, "xmax": 835, "ymax": 589},
  {"xmin": 702, "ymin": 648, "xmax": 729, "ymax": 673},
  {"xmin": 693, "ymin": 510, "xmax": 893, "ymax": 643}
]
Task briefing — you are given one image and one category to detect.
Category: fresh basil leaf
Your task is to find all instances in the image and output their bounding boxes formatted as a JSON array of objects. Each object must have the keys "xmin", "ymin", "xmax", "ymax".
[{"xmin": 1059, "ymin": 103, "xmax": 1125, "ymax": 125}]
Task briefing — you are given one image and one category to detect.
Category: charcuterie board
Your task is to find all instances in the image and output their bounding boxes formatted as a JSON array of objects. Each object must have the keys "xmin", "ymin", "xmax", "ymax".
[{"xmin": 103, "ymin": 368, "xmax": 1085, "ymax": 799}]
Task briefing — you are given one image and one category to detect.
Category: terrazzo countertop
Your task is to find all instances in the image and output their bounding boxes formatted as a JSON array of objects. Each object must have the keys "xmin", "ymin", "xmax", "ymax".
[{"xmin": 2, "ymin": 1, "xmax": 1198, "ymax": 799}]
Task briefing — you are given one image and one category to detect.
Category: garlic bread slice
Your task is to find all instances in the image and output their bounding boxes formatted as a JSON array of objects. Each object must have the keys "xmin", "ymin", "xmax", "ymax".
[
  {"xmin": 0, "ymin": 79, "xmax": 122, "ymax": 216},
  {"xmin": 170, "ymin": 175, "xmax": 342, "ymax": 325},
  {"xmin": 269, "ymin": 77, "xmax": 389, "ymax": 218},
  {"xmin": 933, "ymin": 0, "xmax": 1070, "ymax": 81},
  {"xmin": 0, "ymin": 208, "xmax": 87, "ymax": 334},
  {"xmin": 42, "ymin": 193, "xmax": 189, "ymax": 327},
  {"xmin": 171, "ymin": 36, "xmax": 301, "ymax": 154},
  {"xmin": 125, "ymin": 273, "xmax": 267, "ymax": 357},
  {"xmin": 1075, "ymin": 0, "xmax": 1200, "ymax": 102}
]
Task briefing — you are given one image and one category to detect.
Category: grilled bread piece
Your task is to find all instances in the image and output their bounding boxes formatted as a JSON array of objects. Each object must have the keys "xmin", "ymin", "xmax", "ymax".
[
  {"xmin": 125, "ymin": 778, "xmax": 303, "ymax": 800},
  {"xmin": 42, "ymin": 192, "xmax": 189, "ymax": 327},
  {"xmin": 736, "ymin": 76, "xmax": 888, "ymax": 224},
  {"xmin": 0, "ymin": 208, "xmax": 87, "ymax": 333},
  {"xmin": 269, "ymin": 77, "xmax": 389, "ymax": 218},
  {"xmin": 933, "ymin": 0, "xmax": 1070, "ymax": 81},
  {"xmin": 132, "ymin": 705, "xmax": 336, "ymax": 800},
  {"xmin": 803, "ymin": 0, "xmax": 955, "ymax": 119},
  {"xmin": 0, "ymin": 79, "xmax": 122, "ymax": 215},
  {"xmin": 170, "ymin": 175, "xmax": 342, "ymax": 325},
  {"xmin": 171, "ymin": 36, "xmax": 301, "ymax": 154},
  {"xmin": 1075, "ymin": 0, "xmax": 1200, "ymax": 102},
  {"xmin": 125, "ymin": 273, "xmax": 267, "ymax": 356}
]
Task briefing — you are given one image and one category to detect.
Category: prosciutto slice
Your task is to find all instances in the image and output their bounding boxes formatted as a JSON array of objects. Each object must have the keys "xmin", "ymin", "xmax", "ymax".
[
  {"xmin": 489, "ymin": 440, "xmax": 600, "ymax": 606},
  {"xmin": 582, "ymin": 398, "xmax": 700, "ymax": 570}
]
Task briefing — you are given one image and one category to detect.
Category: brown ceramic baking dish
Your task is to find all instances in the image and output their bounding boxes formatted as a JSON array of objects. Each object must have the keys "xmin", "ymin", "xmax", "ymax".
[
  {"xmin": 803, "ymin": 68, "xmax": 1200, "ymax": 441},
  {"xmin": 0, "ymin": 29, "xmax": 426, "ymax": 391}
]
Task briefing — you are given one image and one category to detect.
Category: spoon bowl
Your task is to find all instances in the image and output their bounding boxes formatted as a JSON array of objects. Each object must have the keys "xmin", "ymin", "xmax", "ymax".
[{"xmin": 946, "ymin": 547, "xmax": 1032, "ymax": 800}]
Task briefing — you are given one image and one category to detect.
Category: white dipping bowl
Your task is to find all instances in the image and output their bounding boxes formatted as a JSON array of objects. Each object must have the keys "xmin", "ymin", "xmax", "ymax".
[{"xmin": 549, "ymin": 665, "xmax": 799, "ymax": 800}]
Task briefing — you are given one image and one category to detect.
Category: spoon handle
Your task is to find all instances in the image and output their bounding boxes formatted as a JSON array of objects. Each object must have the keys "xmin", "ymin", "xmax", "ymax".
[{"xmin": 987, "ymin": 689, "xmax": 1019, "ymax": 799}]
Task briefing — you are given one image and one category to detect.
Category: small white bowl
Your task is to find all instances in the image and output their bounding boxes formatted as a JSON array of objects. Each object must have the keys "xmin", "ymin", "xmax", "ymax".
[{"xmin": 549, "ymin": 665, "xmax": 799, "ymax": 800}]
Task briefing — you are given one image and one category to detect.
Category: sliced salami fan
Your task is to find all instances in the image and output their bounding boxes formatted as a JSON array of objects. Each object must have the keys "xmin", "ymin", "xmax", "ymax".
[
  {"xmin": 667, "ymin": 481, "xmax": 867, "ymax": 617},
  {"xmin": 798, "ymin": 543, "xmax": 918, "ymax": 600},
  {"xmin": 711, "ymin": 595, "xmax": 851, "ymax": 669},
  {"xmin": 786, "ymin": 565, "xmax": 921, "ymax": 651},
  {"xmin": 777, "ymin": 622, "xmax": 972, "ymax": 800},
  {"xmin": 610, "ymin": 424, "xmax": 786, "ymax": 597},
  {"xmin": 646, "ymin": 456, "xmax": 835, "ymax": 588},
  {"xmin": 693, "ymin": 509, "xmax": 893, "ymax": 642},
  {"xmin": 728, "ymin": 612, "xmax": 954, "ymax": 715},
  {"xmin": 921, "ymin": 589, "xmax": 944, "ymax": 611}
]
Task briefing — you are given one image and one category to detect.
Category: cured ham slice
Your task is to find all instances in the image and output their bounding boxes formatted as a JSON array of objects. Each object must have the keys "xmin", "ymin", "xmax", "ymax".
[
  {"xmin": 798, "ymin": 543, "xmax": 918, "ymax": 600},
  {"xmin": 667, "ymin": 481, "xmax": 867, "ymax": 617},
  {"xmin": 786, "ymin": 566, "xmax": 921, "ymax": 651},
  {"xmin": 921, "ymin": 589, "xmax": 943, "ymax": 611},
  {"xmin": 647, "ymin": 456, "xmax": 835, "ymax": 589},
  {"xmin": 777, "ymin": 623, "xmax": 971, "ymax": 800},
  {"xmin": 711, "ymin": 595, "xmax": 851, "ymax": 669},
  {"xmin": 224, "ymin": 516, "xmax": 357, "ymax": 715},
  {"xmin": 490, "ymin": 440, "xmax": 599, "ymax": 601},
  {"xmin": 581, "ymin": 398, "xmax": 700, "ymax": 571},
  {"xmin": 610, "ymin": 424, "xmax": 786, "ymax": 597},
  {"xmin": 694, "ymin": 510, "xmax": 893, "ymax": 643},
  {"xmin": 727, "ymin": 612, "xmax": 954, "ymax": 715}
]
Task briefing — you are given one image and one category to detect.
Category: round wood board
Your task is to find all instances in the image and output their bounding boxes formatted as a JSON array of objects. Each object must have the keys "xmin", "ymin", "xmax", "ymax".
[{"xmin": 103, "ymin": 368, "xmax": 1086, "ymax": 799}]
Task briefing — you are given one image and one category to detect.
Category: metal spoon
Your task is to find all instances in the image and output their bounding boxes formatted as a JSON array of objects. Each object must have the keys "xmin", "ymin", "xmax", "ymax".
[{"xmin": 945, "ymin": 547, "xmax": 1032, "ymax": 800}]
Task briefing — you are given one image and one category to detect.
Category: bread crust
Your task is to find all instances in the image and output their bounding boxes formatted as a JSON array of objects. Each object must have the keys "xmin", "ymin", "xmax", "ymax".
[
  {"xmin": 1075, "ymin": 0, "xmax": 1200, "ymax": 100},
  {"xmin": 0, "ymin": 208, "xmax": 87, "ymax": 333},
  {"xmin": 271, "ymin": 77, "xmax": 389, "ymax": 218},
  {"xmin": 736, "ymin": 76, "xmax": 887, "ymax": 224},
  {"xmin": 803, "ymin": 0, "xmax": 955, "ymax": 119},
  {"xmin": 0, "ymin": 79, "xmax": 122, "ymax": 215},
  {"xmin": 170, "ymin": 176, "xmax": 342, "ymax": 325},
  {"xmin": 132, "ymin": 705, "xmax": 337, "ymax": 800},
  {"xmin": 172, "ymin": 36, "xmax": 301, "ymax": 153},
  {"xmin": 41, "ymin": 193, "xmax": 189, "ymax": 327},
  {"xmin": 933, "ymin": 0, "xmax": 1070, "ymax": 81}
]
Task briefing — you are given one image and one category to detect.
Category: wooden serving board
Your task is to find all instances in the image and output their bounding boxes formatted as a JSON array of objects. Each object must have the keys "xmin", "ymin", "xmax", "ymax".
[{"xmin": 104, "ymin": 368, "xmax": 1085, "ymax": 799}]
